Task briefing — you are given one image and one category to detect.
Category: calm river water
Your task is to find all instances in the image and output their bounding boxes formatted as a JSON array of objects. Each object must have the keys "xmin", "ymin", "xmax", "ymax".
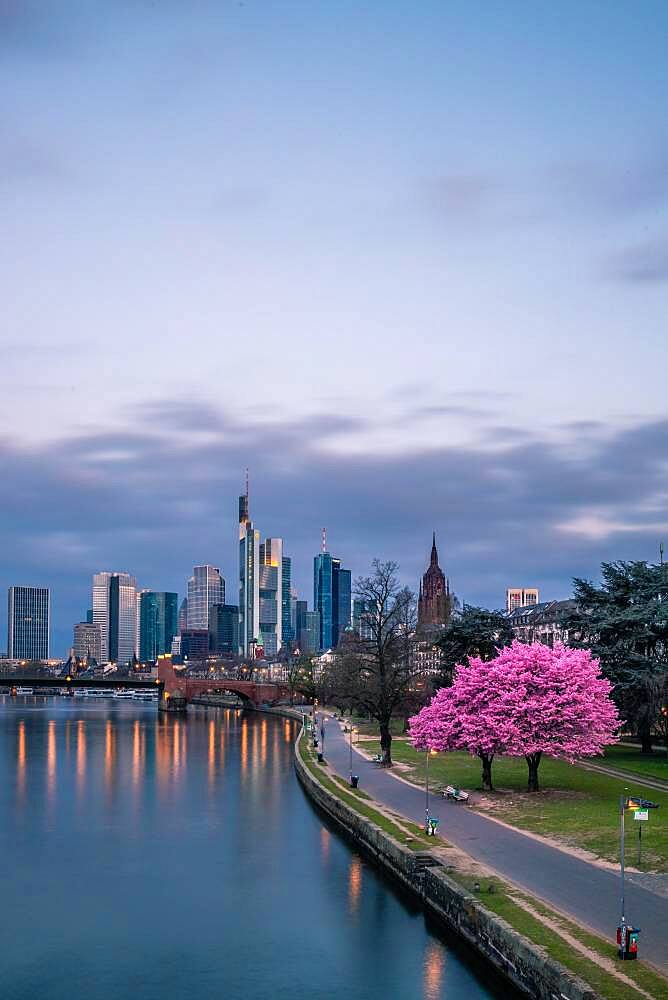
[{"xmin": 0, "ymin": 697, "xmax": 508, "ymax": 1000}]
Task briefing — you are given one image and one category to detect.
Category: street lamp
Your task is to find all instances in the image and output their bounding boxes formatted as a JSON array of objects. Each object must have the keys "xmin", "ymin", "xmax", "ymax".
[{"xmin": 425, "ymin": 748, "xmax": 437, "ymax": 832}]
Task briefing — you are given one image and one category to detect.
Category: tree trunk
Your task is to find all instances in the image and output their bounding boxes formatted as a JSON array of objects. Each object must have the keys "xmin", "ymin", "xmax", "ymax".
[
  {"xmin": 526, "ymin": 752, "xmax": 542, "ymax": 792},
  {"xmin": 379, "ymin": 720, "xmax": 393, "ymax": 767},
  {"xmin": 479, "ymin": 753, "xmax": 494, "ymax": 791},
  {"xmin": 638, "ymin": 721, "xmax": 653, "ymax": 755}
]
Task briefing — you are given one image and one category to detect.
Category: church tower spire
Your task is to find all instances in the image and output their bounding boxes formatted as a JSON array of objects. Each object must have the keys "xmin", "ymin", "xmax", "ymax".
[{"xmin": 418, "ymin": 533, "xmax": 452, "ymax": 628}]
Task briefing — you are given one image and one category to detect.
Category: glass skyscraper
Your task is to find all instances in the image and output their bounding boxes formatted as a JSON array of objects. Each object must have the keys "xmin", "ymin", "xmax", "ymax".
[
  {"xmin": 187, "ymin": 566, "xmax": 224, "ymax": 631},
  {"xmin": 92, "ymin": 572, "xmax": 137, "ymax": 665},
  {"xmin": 139, "ymin": 591, "xmax": 178, "ymax": 662},
  {"xmin": 7, "ymin": 586, "xmax": 50, "ymax": 660},
  {"xmin": 296, "ymin": 600, "xmax": 320, "ymax": 655},
  {"xmin": 209, "ymin": 603, "xmax": 240, "ymax": 656},
  {"xmin": 281, "ymin": 556, "xmax": 294, "ymax": 647},
  {"xmin": 314, "ymin": 545, "xmax": 351, "ymax": 651},
  {"xmin": 313, "ymin": 551, "xmax": 333, "ymax": 650},
  {"xmin": 239, "ymin": 490, "xmax": 260, "ymax": 656},
  {"xmin": 259, "ymin": 537, "xmax": 283, "ymax": 656}
]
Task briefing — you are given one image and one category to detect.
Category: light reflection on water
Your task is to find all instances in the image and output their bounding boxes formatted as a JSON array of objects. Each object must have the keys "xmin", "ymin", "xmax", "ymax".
[{"xmin": 0, "ymin": 697, "xmax": 508, "ymax": 1000}]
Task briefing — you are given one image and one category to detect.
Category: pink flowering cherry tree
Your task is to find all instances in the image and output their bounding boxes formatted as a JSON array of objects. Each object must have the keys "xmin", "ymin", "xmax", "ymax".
[
  {"xmin": 409, "ymin": 663, "xmax": 518, "ymax": 791},
  {"xmin": 410, "ymin": 641, "xmax": 619, "ymax": 793}
]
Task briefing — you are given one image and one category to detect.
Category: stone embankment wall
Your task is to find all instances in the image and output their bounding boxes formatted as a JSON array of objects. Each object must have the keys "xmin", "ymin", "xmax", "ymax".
[{"xmin": 294, "ymin": 734, "xmax": 602, "ymax": 1000}]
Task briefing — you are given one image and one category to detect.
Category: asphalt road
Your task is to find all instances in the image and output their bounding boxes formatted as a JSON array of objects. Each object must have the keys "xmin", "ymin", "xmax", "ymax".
[{"xmin": 317, "ymin": 716, "xmax": 668, "ymax": 973}]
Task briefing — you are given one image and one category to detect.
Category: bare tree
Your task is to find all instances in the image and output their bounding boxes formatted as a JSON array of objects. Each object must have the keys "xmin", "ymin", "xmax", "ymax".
[
  {"xmin": 286, "ymin": 654, "xmax": 315, "ymax": 705},
  {"xmin": 328, "ymin": 560, "xmax": 418, "ymax": 766}
]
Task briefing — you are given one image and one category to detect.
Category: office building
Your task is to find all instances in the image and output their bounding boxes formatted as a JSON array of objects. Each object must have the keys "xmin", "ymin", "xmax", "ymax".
[
  {"xmin": 296, "ymin": 600, "xmax": 321, "ymax": 655},
  {"xmin": 281, "ymin": 556, "xmax": 294, "ymax": 647},
  {"xmin": 333, "ymin": 560, "xmax": 352, "ymax": 640},
  {"xmin": 73, "ymin": 621, "xmax": 101, "ymax": 662},
  {"xmin": 179, "ymin": 629, "xmax": 209, "ymax": 659},
  {"xmin": 417, "ymin": 534, "xmax": 453, "ymax": 628},
  {"xmin": 187, "ymin": 566, "xmax": 224, "ymax": 630},
  {"xmin": 92, "ymin": 572, "xmax": 138, "ymax": 665},
  {"xmin": 7, "ymin": 586, "xmax": 50, "ymax": 660},
  {"xmin": 506, "ymin": 587, "xmax": 540, "ymax": 614},
  {"xmin": 313, "ymin": 536, "xmax": 351, "ymax": 650},
  {"xmin": 209, "ymin": 603, "xmax": 240, "ymax": 656},
  {"xmin": 139, "ymin": 591, "xmax": 178, "ymax": 662},
  {"xmin": 353, "ymin": 598, "xmax": 374, "ymax": 641},
  {"xmin": 238, "ymin": 487, "xmax": 260, "ymax": 656},
  {"xmin": 178, "ymin": 598, "xmax": 188, "ymax": 633},
  {"xmin": 258, "ymin": 537, "xmax": 283, "ymax": 656}
]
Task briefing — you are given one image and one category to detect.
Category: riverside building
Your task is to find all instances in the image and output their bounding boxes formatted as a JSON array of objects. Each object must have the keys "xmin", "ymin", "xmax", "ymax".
[
  {"xmin": 7, "ymin": 585, "xmax": 50, "ymax": 660},
  {"xmin": 92, "ymin": 572, "xmax": 138, "ymax": 665}
]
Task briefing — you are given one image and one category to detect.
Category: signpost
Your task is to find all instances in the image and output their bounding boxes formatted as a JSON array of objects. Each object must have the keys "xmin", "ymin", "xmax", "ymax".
[{"xmin": 617, "ymin": 793, "xmax": 660, "ymax": 958}]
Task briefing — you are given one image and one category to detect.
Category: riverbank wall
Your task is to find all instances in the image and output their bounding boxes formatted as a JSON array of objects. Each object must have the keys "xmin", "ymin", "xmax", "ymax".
[{"xmin": 293, "ymin": 730, "xmax": 601, "ymax": 1000}]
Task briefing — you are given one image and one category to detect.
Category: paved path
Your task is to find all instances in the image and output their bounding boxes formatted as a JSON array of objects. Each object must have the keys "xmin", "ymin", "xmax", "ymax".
[
  {"xmin": 573, "ymin": 758, "xmax": 668, "ymax": 793},
  {"xmin": 316, "ymin": 716, "xmax": 668, "ymax": 973}
]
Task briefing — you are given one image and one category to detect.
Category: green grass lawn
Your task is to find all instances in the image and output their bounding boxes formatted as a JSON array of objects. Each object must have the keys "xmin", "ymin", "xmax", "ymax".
[
  {"xmin": 298, "ymin": 733, "xmax": 434, "ymax": 850},
  {"xmin": 364, "ymin": 738, "xmax": 668, "ymax": 871},
  {"xmin": 447, "ymin": 872, "xmax": 668, "ymax": 1000},
  {"xmin": 603, "ymin": 744, "xmax": 668, "ymax": 782}
]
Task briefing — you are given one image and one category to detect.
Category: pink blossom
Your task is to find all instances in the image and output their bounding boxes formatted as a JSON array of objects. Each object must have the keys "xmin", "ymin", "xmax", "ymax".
[{"xmin": 409, "ymin": 641, "xmax": 620, "ymax": 789}]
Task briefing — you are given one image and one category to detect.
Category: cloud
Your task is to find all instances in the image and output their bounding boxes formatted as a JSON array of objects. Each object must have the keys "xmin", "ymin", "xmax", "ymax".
[
  {"xmin": 550, "ymin": 154, "xmax": 668, "ymax": 218},
  {"xmin": 607, "ymin": 240, "xmax": 668, "ymax": 284},
  {"xmin": 1, "ymin": 404, "xmax": 667, "ymax": 654},
  {"xmin": 422, "ymin": 173, "xmax": 497, "ymax": 224},
  {"xmin": 0, "ymin": 135, "xmax": 71, "ymax": 186}
]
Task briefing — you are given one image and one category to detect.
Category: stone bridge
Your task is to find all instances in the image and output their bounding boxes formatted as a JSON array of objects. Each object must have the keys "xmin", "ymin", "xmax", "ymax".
[{"xmin": 157, "ymin": 655, "xmax": 291, "ymax": 708}]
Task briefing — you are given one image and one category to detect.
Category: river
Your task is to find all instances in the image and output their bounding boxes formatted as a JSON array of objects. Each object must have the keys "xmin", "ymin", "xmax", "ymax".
[{"xmin": 0, "ymin": 696, "xmax": 508, "ymax": 999}]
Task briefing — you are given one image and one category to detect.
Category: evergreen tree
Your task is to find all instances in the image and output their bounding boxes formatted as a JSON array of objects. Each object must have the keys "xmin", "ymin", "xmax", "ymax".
[
  {"xmin": 436, "ymin": 604, "xmax": 513, "ymax": 687},
  {"xmin": 563, "ymin": 561, "xmax": 668, "ymax": 753}
]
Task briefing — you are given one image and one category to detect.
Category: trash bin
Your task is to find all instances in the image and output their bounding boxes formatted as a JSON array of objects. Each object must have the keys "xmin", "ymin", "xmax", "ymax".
[
  {"xmin": 351, "ymin": 775, "xmax": 359, "ymax": 789},
  {"xmin": 617, "ymin": 924, "xmax": 640, "ymax": 960},
  {"xmin": 317, "ymin": 752, "xmax": 324, "ymax": 763}
]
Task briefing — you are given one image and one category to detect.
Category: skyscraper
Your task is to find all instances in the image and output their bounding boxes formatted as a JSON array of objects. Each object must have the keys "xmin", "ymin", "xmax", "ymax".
[
  {"xmin": 187, "ymin": 566, "xmax": 224, "ymax": 630},
  {"xmin": 281, "ymin": 555, "xmax": 294, "ymax": 647},
  {"xmin": 506, "ymin": 587, "xmax": 539, "ymax": 613},
  {"xmin": 314, "ymin": 535, "xmax": 351, "ymax": 650},
  {"xmin": 209, "ymin": 603, "xmax": 240, "ymax": 656},
  {"xmin": 73, "ymin": 621, "xmax": 101, "ymax": 662},
  {"xmin": 333, "ymin": 560, "xmax": 352, "ymax": 641},
  {"xmin": 238, "ymin": 485, "xmax": 260, "ymax": 656},
  {"xmin": 178, "ymin": 597, "xmax": 188, "ymax": 633},
  {"xmin": 313, "ymin": 550, "xmax": 333, "ymax": 650},
  {"xmin": 353, "ymin": 598, "xmax": 373, "ymax": 641},
  {"xmin": 417, "ymin": 534, "xmax": 452, "ymax": 628},
  {"xmin": 139, "ymin": 591, "xmax": 178, "ymax": 662},
  {"xmin": 8, "ymin": 586, "xmax": 50, "ymax": 660},
  {"xmin": 258, "ymin": 537, "xmax": 283, "ymax": 656},
  {"xmin": 92, "ymin": 572, "xmax": 138, "ymax": 665},
  {"xmin": 296, "ymin": 600, "xmax": 320, "ymax": 655}
]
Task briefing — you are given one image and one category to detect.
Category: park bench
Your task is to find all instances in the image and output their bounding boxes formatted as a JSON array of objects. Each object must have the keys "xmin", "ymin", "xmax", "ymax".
[{"xmin": 443, "ymin": 785, "xmax": 469, "ymax": 803}]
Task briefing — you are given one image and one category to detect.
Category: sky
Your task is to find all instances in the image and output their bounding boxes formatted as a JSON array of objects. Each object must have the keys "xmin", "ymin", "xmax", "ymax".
[{"xmin": 2, "ymin": 1, "xmax": 668, "ymax": 654}]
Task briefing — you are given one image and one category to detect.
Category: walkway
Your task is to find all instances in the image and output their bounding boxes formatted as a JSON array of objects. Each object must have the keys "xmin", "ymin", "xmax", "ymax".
[
  {"xmin": 573, "ymin": 758, "xmax": 668, "ymax": 794},
  {"xmin": 317, "ymin": 716, "xmax": 668, "ymax": 973}
]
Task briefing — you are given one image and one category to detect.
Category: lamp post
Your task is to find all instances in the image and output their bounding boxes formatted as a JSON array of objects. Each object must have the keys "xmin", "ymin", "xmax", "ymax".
[
  {"xmin": 425, "ymin": 749, "xmax": 436, "ymax": 832},
  {"xmin": 349, "ymin": 722, "xmax": 354, "ymax": 783},
  {"xmin": 320, "ymin": 717, "xmax": 325, "ymax": 757},
  {"xmin": 619, "ymin": 791, "xmax": 627, "ymax": 934}
]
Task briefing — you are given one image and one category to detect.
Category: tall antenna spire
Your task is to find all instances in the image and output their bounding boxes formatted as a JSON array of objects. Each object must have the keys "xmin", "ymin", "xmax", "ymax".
[
  {"xmin": 322, "ymin": 527, "xmax": 327, "ymax": 553},
  {"xmin": 245, "ymin": 467, "xmax": 249, "ymax": 500}
]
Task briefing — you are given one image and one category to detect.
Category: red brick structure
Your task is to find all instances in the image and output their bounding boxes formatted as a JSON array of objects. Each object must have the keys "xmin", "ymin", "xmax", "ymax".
[
  {"xmin": 417, "ymin": 533, "xmax": 453, "ymax": 628},
  {"xmin": 157, "ymin": 655, "xmax": 291, "ymax": 707}
]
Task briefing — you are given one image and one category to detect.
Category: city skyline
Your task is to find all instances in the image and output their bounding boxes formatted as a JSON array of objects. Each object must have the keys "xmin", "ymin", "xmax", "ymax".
[{"xmin": 2, "ymin": 490, "xmax": 662, "ymax": 658}]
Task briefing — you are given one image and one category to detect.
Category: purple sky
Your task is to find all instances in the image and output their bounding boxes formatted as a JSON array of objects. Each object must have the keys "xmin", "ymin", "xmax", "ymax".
[{"xmin": 2, "ymin": 2, "xmax": 667, "ymax": 653}]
